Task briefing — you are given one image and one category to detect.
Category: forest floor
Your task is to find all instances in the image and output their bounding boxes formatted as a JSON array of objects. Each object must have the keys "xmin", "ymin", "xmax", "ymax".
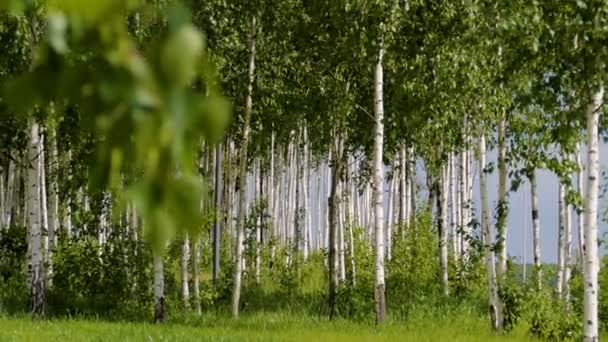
[{"xmin": 0, "ymin": 312, "xmax": 538, "ymax": 341}]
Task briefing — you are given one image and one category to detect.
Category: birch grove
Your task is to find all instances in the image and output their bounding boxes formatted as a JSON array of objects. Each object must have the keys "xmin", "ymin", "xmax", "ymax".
[{"xmin": 1, "ymin": 1, "xmax": 608, "ymax": 340}]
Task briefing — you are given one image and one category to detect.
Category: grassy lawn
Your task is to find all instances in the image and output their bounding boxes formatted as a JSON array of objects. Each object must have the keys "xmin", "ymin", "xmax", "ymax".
[{"xmin": 0, "ymin": 312, "xmax": 537, "ymax": 341}]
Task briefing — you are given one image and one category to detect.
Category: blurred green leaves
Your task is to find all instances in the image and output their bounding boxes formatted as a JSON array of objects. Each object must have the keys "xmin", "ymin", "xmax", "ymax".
[{"xmin": 1, "ymin": 1, "xmax": 230, "ymax": 253}]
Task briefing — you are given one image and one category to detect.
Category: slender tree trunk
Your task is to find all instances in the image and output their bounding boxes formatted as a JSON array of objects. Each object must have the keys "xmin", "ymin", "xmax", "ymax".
[
  {"xmin": 64, "ymin": 151, "xmax": 72, "ymax": 237},
  {"xmin": 349, "ymin": 214, "xmax": 357, "ymax": 286},
  {"xmin": 153, "ymin": 252, "xmax": 166, "ymax": 323},
  {"xmin": 212, "ymin": 144, "xmax": 222, "ymax": 285},
  {"xmin": 529, "ymin": 171, "xmax": 542, "ymax": 289},
  {"xmin": 4, "ymin": 159, "xmax": 15, "ymax": 227},
  {"xmin": 386, "ymin": 175, "xmax": 394, "ymax": 259},
  {"xmin": 564, "ymin": 159, "xmax": 573, "ymax": 307},
  {"xmin": 409, "ymin": 147, "xmax": 416, "ymax": 226},
  {"xmin": 328, "ymin": 134, "xmax": 343, "ymax": 319},
  {"xmin": 372, "ymin": 47, "xmax": 386, "ymax": 324},
  {"xmin": 181, "ymin": 234, "xmax": 190, "ymax": 308},
  {"xmin": 0, "ymin": 164, "xmax": 5, "ymax": 229},
  {"xmin": 232, "ymin": 16, "xmax": 256, "ymax": 319},
  {"xmin": 583, "ymin": 85, "xmax": 604, "ymax": 342},
  {"xmin": 295, "ymin": 142, "xmax": 301, "ymax": 260},
  {"xmin": 438, "ymin": 166, "xmax": 449, "ymax": 297},
  {"xmin": 27, "ymin": 120, "xmax": 45, "ymax": 315},
  {"xmin": 192, "ymin": 237, "xmax": 201, "ymax": 315},
  {"xmin": 302, "ymin": 126, "xmax": 310, "ymax": 260},
  {"xmin": 480, "ymin": 135, "xmax": 503, "ymax": 331},
  {"xmin": 576, "ymin": 144, "xmax": 584, "ymax": 267},
  {"xmin": 399, "ymin": 146, "xmax": 407, "ymax": 224},
  {"xmin": 448, "ymin": 154, "xmax": 456, "ymax": 261},
  {"xmin": 557, "ymin": 183, "xmax": 566, "ymax": 299},
  {"xmin": 338, "ymin": 182, "xmax": 346, "ymax": 282},
  {"xmin": 496, "ymin": 115, "xmax": 509, "ymax": 278},
  {"xmin": 255, "ymin": 162, "xmax": 262, "ymax": 283},
  {"xmin": 39, "ymin": 131, "xmax": 48, "ymax": 265},
  {"xmin": 326, "ymin": 155, "xmax": 332, "ymax": 250},
  {"xmin": 269, "ymin": 132, "xmax": 277, "ymax": 262}
]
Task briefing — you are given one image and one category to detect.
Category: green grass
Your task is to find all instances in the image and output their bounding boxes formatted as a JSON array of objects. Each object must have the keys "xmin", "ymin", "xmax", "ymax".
[{"xmin": 0, "ymin": 312, "xmax": 537, "ymax": 341}]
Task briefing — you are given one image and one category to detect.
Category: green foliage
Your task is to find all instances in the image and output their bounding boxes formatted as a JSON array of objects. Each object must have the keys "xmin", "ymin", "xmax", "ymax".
[
  {"xmin": 387, "ymin": 211, "xmax": 442, "ymax": 317},
  {"xmin": 49, "ymin": 234, "xmax": 153, "ymax": 319},
  {"xmin": 0, "ymin": 225, "xmax": 28, "ymax": 312},
  {"xmin": 527, "ymin": 290, "xmax": 581, "ymax": 341},
  {"xmin": 498, "ymin": 275, "xmax": 525, "ymax": 332}
]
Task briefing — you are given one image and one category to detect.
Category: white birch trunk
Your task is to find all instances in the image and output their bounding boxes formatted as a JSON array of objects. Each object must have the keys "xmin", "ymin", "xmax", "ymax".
[
  {"xmin": 565, "ymin": 180, "xmax": 572, "ymax": 306},
  {"xmin": 409, "ymin": 147, "xmax": 416, "ymax": 226},
  {"xmin": 153, "ymin": 252, "xmax": 166, "ymax": 322},
  {"xmin": 480, "ymin": 135, "xmax": 503, "ymax": 331},
  {"xmin": 439, "ymin": 164, "xmax": 449, "ymax": 296},
  {"xmin": 4, "ymin": 159, "xmax": 15, "ymax": 227},
  {"xmin": 557, "ymin": 182, "xmax": 566, "ymax": 299},
  {"xmin": 458, "ymin": 151, "xmax": 466, "ymax": 259},
  {"xmin": 496, "ymin": 116, "xmax": 509, "ymax": 278},
  {"xmin": 449, "ymin": 154, "xmax": 458, "ymax": 261},
  {"xmin": 338, "ymin": 183, "xmax": 346, "ymax": 282},
  {"xmin": 27, "ymin": 120, "xmax": 44, "ymax": 314},
  {"xmin": 349, "ymin": 211, "xmax": 357, "ymax": 286},
  {"xmin": 399, "ymin": 146, "xmax": 407, "ymax": 224},
  {"xmin": 232, "ymin": 16, "xmax": 256, "ymax": 318},
  {"xmin": 386, "ymin": 174, "xmax": 394, "ymax": 260},
  {"xmin": 576, "ymin": 144, "xmax": 584, "ymax": 266},
  {"xmin": 192, "ymin": 237, "xmax": 201, "ymax": 315},
  {"xmin": 303, "ymin": 127, "xmax": 310, "ymax": 259},
  {"xmin": 530, "ymin": 171, "xmax": 542, "ymax": 289},
  {"xmin": 181, "ymin": 234, "xmax": 190, "ymax": 308},
  {"xmin": 39, "ymin": 132, "xmax": 48, "ymax": 261},
  {"xmin": 583, "ymin": 85, "xmax": 604, "ymax": 342},
  {"xmin": 372, "ymin": 47, "xmax": 386, "ymax": 324},
  {"xmin": 64, "ymin": 150, "xmax": 72, "ymax": 237}
]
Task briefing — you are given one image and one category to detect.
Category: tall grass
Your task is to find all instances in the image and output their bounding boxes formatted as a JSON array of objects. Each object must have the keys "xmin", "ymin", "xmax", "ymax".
[{"xmin": 0, "ymin": 311, "xmax": 536, "ymax": 342}]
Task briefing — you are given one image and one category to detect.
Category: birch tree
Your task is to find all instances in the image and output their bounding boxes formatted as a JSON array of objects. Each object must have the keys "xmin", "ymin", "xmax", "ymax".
[
  {"xmin": 232, "ymin": 15, "xmax": 257, "ymax": 318},
  {"xmin": 372, "ymin": 45, "xmax": 386, "ymax": 324}
]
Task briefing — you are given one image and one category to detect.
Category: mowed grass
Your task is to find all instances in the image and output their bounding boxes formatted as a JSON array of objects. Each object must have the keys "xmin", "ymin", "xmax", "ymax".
[{"xmin": 0, "ymin": 311, "xmax": 537, "ymax": 342}]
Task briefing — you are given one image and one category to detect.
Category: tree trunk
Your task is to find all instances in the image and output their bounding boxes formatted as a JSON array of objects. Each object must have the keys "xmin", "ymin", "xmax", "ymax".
[
  {"xmin": 153, "ymin": 252, "xmax": 166, "ymax": 323},
  {"xmin": 192, "ymin": 237, "xmax": 201, "ymax": 315},
  {"xmin": 327, "ymin": 134, "xmax": 343, "ymax": 319},
  {"xmin": 564, "ymin": 161, "xmax": 573, "ymax": 307},
  {"xmin": 255, "ymin": 162, "xmax": 262, "ymax": 283},
  {"xmin": 181, "ymin": 234, "xmax": 190, "ymax": 308},
  {"xmin": 449, "ymin": 153, "xmax": 457, "ymax": 262},
  {"xmin": 212, "ymin": 143, "xmax": 222, "ymax": 285},
  {"xmin": 302, "ymin": 126, "xmax": 310, "ymax": 260},
  {"xmin": 557, "ymin": 183, "xmax": 566, "ymax": 299},
  {"xmin": 480, "ymin": 135, "xmax": 503, "ymax": 331},
  {"xmin": 372, "ymin": 47, "xmax": 386, "ymax": 324},
  {"xmin": 399, "ymin": 146, "xmax": 407, "ymax": 224},
  {"xmin": 409, "ymin": 147, "xmax": 416, "ymax": 226},
  {"xmin": 64, "ymin": 151, "xmax": 72, "ymax": 237},
  {"xmin": 349, "ymin": 213, "xmax": 357, "ymax": 286},
  {"xmin": 338, "ymin": 182, "xmax": 346, "ymax": 282},
  {"xmin": 530, "ymin": 171, "xmax": 542, "ymax": 289},
  {"xmin": 583, "ymin": 85, "xmax": 604, "ymax": 342},
  {"xmin": 576, "ymin": 144, "xmax": 584, "ymax": 267},
  {"xmin": 27, "ymin": 120, "xmax": 45, "ymax": 315},
  {"xmin": 386, "ymin": 175, "xmax": 394, "ymax": 259},
  {"xmin": 232, "ymin": 16, "xmax": 256, "ymax": 319},
  {"xmin": 438, "ymin": 167, "xmax": 449, "ymax": 297},
  {"xmin": 496, "ymin": 115, "xmax": 509, "ymax": 278},
  {"xmin": 4, "ymin": 159, "xmax": 15, "ymax": 227}
]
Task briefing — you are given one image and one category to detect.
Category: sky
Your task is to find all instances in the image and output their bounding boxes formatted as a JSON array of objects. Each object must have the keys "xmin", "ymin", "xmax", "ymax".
[{"xmin": 461, "ymin": 144, "xmax": 608, "ymax": 264}]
